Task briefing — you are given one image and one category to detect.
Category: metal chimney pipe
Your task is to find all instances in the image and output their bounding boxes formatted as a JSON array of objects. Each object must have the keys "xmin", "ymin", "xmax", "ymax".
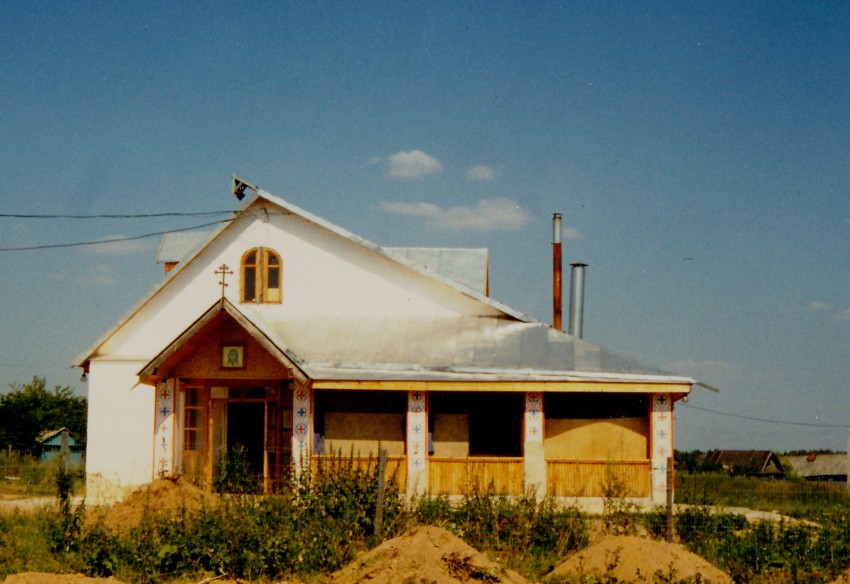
[
  {"xmin": 568, "ymin": 262, "xmax": 588, "ymax": 338},
  {"xmin": 552, "ymin": 214, "xmax": 563, "ymax": 331}
]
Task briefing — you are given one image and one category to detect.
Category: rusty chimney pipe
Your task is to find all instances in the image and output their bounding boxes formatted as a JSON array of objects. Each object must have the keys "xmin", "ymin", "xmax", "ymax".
[
  {"xmin": 552, "ymin": 213, "xmax": 563, "ymax": 331},
  {"xmin": 568, "ymin": 262, "xmax": 587, "ymax": 338}
]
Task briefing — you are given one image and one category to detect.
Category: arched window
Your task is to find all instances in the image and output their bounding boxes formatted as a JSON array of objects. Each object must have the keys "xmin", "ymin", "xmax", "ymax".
[{"xmin": 241, "ymin": 248, "xmax": 282, "ymax": 303}]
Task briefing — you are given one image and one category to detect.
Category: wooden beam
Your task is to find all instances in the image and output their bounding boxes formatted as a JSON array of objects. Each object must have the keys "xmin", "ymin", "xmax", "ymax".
[{"xmin": 311, "ymin": 379, "xmax": 691, "ymax": 394}]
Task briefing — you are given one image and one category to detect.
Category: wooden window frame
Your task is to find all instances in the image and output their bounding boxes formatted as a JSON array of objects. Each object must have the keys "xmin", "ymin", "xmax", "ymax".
[{"xmin": 241, "ymin": 247, "xmax": 282, "ymax": 304}]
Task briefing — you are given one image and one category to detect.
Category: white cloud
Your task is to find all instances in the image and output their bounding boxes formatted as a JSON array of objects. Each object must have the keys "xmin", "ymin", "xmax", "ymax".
[
  {"xmin": 466, "ymin": 165, "xmax": 496, "ymax": 182},
  {"xmin": 564, "ymin": 226, "xmax": 583, "ymax": 241},
  {"xmin": 664, "ymin": 359, "xmax": 744, "ymax": 378},
  {"xmin": 385, "ymin": 150, "xmax": 443, "ymax": 180},
  {"xmin": 381, "ymin": 198, "xmax": 532, "ymax": 232},
  {"xmin": 808, "ymin": 301, "xmax": 831, "ymax": 311},
  {"xmin": 837, "ymin": 308, "xmax": 850, "ymax": 321},
  {"xmin": 378, "ymin": 201, "xmax": 440, "ymax": 217}
]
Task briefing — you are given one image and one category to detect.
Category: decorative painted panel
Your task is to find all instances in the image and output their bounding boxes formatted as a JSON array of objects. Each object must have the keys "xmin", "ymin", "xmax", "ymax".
[
  {"xmin": 650, "ymin": 393, "xmax": 673, "ymax": 503},
  {"xmin": 406, "ymin": 390, "xmax": 428, "ymax": 494},
  {"xmin": 524, "ymin": 392, "xmax": 543, "ymax": 443},
  {"xmin": 153, "ymin": 380, "xmax": 175, "ymax": 477},
  {"xmin": 292, "ymin": 386, "xmax": 311, "ymax": 476}
]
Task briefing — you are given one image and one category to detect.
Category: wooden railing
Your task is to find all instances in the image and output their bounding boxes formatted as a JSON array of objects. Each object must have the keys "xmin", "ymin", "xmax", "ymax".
[
  {"xmin": 311, "ymin": 455, "xmax": 407, "ymax": 492},
  {"xmin": 546, "ymin": 460, "xmax": 650, "ymax": 498},
  {"xmin": 428, "ymin": 457, "xmax": 524, "ymax": 496}
]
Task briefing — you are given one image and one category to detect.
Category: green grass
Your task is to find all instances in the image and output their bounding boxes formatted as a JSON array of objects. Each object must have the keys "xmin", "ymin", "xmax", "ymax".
[
  {"xmin": 5, "ymin": 463, "xmax": 850, "ymax": 582},
  {"xmin": 676, "ymin": 471, "xmax": 850, "ymax": 521}
]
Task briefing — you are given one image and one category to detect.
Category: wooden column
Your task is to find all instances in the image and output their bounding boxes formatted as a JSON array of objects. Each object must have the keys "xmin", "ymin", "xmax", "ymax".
[
  {"xmin": 523, "ymin": 391, "xmax": 546, "ymax": 498},
  {"xmin": 406, "ymin": 390, "xmax": 428, "ymax": 496},
  {"xmin": 153, "ymin": 379, "xmax": 176, "ymax": 478},
  {"xmin": 292, "ymin": 385, "xmax": 312, "ymax": 478},
  {"xmin": 650, "ymin": 393, "xmax": 673, "ymax": 504}
]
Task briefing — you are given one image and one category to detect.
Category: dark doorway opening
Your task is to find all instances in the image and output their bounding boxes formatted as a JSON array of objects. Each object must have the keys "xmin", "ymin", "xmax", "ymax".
[{"xmin": 227, "ymin": 402, "xmax": 265, "ymax": 478}]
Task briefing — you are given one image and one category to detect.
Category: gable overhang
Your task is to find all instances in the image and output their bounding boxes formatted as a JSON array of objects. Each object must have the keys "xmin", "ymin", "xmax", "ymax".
[
  {"xmin": 138, "ymin": 297, "xmax": 309, "ymax": 386},
  {"xmin": 74, "ymin": 185, "xmax": 533, "ymax": 371}
]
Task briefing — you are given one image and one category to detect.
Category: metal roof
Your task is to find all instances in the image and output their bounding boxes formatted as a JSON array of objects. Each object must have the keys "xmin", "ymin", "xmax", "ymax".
[
  {"xmin": 156, "ymin": 231, "xmax": 210, "ymax": 264},
  {"xmin": 237, "ymin": 307, "xmax": 693, "ymax": 384},
  {"xmin": 385, "ymin": 248, "xmax": 488, "ymax": 294}
]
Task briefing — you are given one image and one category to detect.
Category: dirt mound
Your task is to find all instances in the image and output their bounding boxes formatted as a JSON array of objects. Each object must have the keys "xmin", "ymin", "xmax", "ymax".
[
  {"xmin": 3, "ymin": 574, "xmax": 127, "ymax": 583},
  {"xmin": 98, "ymin": 476, "xmax": 217, "ymax": 531},
  {"xmin": 548, "ymin": 535, "xmax": 732, "ymax": 583},
  {"xmin": 329, "ymin": 525, "xmax": 530, "ymax": 584},
  {"xmin": 830, "ymin": 566, "xmax": 850, "ymax": 584}
]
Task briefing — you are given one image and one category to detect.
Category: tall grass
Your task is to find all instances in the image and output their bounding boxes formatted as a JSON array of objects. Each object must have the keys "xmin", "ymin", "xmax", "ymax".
[{"xmin": 676, "ymin": 472, "xmax": 850, "ymax": 520}]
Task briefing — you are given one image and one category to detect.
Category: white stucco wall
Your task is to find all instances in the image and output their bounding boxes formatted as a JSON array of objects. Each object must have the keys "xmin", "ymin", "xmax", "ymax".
[
  {"xmin": 83, "ymin": 198, "xmax": 506, "ymax": 498},
  {"xmin": 97, "ymin": 207, "xmax": 500, "ymax": 361},
  {"xmin": 85, "ymin": 360, "xmax": 155, "ymax": 503}
]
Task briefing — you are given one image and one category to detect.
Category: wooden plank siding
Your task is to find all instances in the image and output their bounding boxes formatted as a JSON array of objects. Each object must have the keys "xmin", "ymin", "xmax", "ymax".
[
  {"xmin": 546, "ymin": 460, "xmax": 650, "ymax": 498},
  {"xmin": 428, "ymin": 457, "xmax": 524, "ymax": 496},
  {"xmin": 312, "ymin": 456, "xmax": 407, "ymax": 492}
]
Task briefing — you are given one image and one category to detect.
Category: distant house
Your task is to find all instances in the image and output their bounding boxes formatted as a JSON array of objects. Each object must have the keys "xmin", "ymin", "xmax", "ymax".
[
  {"xmin": 37, "ymin": 428, "xmax": 83, "ymax": 464},
  {"xmin": 76, "ymin": 184, "xmax": 695, "ymax": 504},
  {"xmin": 703, "ymin": 450, "xmax": 785, "ymax": 478},
  {"xmin": 785, "ymin": 452, "xmax": 848, "ymax": 482}
]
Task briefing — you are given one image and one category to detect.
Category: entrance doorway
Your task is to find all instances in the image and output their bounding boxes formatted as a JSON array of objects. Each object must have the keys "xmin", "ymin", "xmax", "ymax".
[
  {"xmin": 226, "ymin": 402, "xmax": 265, "ymax": 480},
  {"xmin": 180, "ymin": 383, "xmax": 292, "ymax": 493}
]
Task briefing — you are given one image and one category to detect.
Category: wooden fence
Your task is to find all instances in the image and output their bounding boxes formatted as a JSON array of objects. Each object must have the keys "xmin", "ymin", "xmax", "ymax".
[
  {"xmin": 546, "ymin": 460, "xmax": 651, "ymax": 498},
  {"xmin": 428, "ymin": 457, "xmax": 524, "ymax": 496}
]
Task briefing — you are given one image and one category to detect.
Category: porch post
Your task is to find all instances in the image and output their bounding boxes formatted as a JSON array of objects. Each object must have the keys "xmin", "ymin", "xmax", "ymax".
[
  {"xmin": 406, "ymin": 390, "xmax": 428, "ymax": 496},
  {"xmin": 292, "ymin": 386, "xmax": 312, "ymax": 479},
  {"xmin": 650, "ymin": 393, "xmax": 673, "ymax": 504},
  {"xmin": 153, "ymin": 379, "xmax": 176, "ymax": 478},
  {"xmin": 523, "ymin": 391, "xmax": 546, "ymax": 499}
]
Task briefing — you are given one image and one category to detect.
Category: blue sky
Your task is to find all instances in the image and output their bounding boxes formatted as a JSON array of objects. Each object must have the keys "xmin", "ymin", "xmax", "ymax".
[{"xmin": 1, "ymin": 2, "xmax": 847, "ymax": 452}]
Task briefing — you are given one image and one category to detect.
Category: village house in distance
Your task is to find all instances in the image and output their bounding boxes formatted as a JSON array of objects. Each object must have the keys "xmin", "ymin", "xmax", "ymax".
[{"xmin": 75, "ymin": 179, "xmax": 694, "ymax": 505}]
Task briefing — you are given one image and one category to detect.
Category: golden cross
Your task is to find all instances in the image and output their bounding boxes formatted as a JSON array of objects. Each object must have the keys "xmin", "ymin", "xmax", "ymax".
[{"xmin": 214, "ymin": 264, "xmax": 233, "ymax": 299}]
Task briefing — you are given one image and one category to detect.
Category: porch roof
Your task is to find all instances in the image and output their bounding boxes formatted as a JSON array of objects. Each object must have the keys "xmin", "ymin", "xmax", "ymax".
[{"xmin": 239, "ymin": 306, "xmax": 694, "ymax": 387}]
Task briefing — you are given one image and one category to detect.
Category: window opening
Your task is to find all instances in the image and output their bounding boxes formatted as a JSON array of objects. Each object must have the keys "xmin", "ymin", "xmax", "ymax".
[{"xmin": 241, "ymin": 248, "xmax": 282, "ymax": 304}]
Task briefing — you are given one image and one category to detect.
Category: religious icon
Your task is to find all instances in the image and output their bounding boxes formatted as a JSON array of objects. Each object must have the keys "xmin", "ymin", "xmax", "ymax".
[{"xmin": 222, "ymin": 345, "xmax": 244, "ymax": 368}]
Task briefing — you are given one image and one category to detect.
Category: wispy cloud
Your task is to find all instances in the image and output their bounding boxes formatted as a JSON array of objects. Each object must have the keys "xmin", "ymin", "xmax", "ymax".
[
  {"xmin": 808, "ymin": 301, "xmax": 832, "ymax": 311},
  {"xmin": 564, "ymin": 226, "xmax": 583, "ymax": 241},
  {"xmin": 380, "ymin": 198, "xmax": 532, "ymax": 232},
  {"xmin": 87, "ymin": 236, "xmax": 157, "ymax": 256},
  {"xmin": 50, "ymin": 264, "xmax": 118, "ymax": 287},
  {"xmin": 837, "ymin": 308, "xmax": 850, "ymax": 321},
  {"xmin": 664, "ymin": 359, "xmax": 744, "ymax": 377},
  {"xmin": 384, "ymin": 150, "xmax": 443, "ymax": 180},
  {"xmin": 466, "ymin": 165, "xmax": 496, "ymax": 182}
]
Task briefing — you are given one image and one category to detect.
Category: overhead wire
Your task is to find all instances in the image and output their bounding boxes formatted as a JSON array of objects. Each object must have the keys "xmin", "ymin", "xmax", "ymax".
[
  {"xmin": 0, "ymin": 211, "xmax": 233, "ymax": 219},
  {"xmin": 680, "ymin": 403, "xmax": 848, "ymax": 429},
  {"xmin": 0, "ymin": 218, "xmax": 235, "ymax": 252}
]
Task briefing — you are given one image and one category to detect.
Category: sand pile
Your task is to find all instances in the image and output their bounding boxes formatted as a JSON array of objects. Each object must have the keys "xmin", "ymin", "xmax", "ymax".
[
  {"xmin": 547, "ymin": 535, "xmax": 732, "ymax": 583},
  {"xmin": 97, "ymin": 476, "xmax": 218, "ymax": 531},
  {"xmin": 329, "ymin": 525, "xmax": 530, "ymax": 584}
]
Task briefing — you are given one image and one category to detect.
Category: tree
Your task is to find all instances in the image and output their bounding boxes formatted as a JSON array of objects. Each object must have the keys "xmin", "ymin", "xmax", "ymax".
[{"xmin": 0, "ymin": 376, "xmax": 87, "ymax": 455}]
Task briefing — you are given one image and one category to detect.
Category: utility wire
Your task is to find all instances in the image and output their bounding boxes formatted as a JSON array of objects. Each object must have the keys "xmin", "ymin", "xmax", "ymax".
[
  {"xmin": 681, "ymin": 403, "xmax": 848, "ymax": 429},
  {"xmin": 0, "ymin": 211, "xmax": 232, "ymax": 219},
  {"xmin": 0, "ymin": 218, "xmax": 234, "ymax": 252}
]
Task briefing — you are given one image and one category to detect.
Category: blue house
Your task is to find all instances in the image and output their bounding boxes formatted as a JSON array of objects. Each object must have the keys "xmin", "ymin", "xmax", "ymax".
[{"xmin": 37, "ymin": 428, "xmax": 84, "ymax": 464}]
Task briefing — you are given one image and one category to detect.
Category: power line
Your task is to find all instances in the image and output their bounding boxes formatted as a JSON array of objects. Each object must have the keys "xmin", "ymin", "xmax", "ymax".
[
  {"xmin": 0, "ymin": 211, "xmax": 233, "ymax": 219},
  {"xmin": 0, "ymin": 218, "xmax": 234, "ymax": 252},
  {"xmin": 681, "ymin": 403, "xmax": 848, "ymax": 429}
]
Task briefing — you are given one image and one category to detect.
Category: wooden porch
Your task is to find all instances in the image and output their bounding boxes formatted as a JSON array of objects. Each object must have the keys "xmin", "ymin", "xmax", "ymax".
[
  {"xmin": 312, "ymin": 455, "xmax": 407, "ymax": 492},
  {"xmin": 428, "ymin": 457, "xmax": 524, "ymax": 496},
  {"xmin": 546, "ymin": 460, "xmax": 650, "ymax": 498}
]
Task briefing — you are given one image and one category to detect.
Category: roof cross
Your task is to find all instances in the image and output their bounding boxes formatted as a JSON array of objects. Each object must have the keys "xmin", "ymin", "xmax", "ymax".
[{"xmin": 214, "ymin": 264, "xmax": 233, "ymax": 299}]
